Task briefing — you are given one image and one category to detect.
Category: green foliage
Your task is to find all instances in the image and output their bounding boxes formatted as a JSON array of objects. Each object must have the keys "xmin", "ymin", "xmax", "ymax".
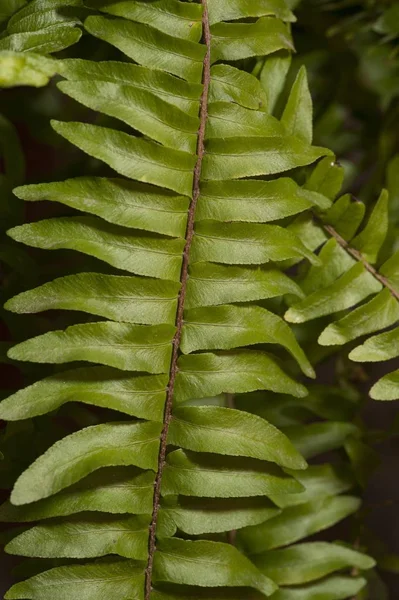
[
  {"xmin": 0, "ymin": 0, "xmax": 393, "ymax": 598},
  {"xmin": 285, "ymin": 159, "xmax": 399, "ymax": 399},
  {"xmin": 0, "ymin": 0, "xmax": 82, "ymax": 62}
]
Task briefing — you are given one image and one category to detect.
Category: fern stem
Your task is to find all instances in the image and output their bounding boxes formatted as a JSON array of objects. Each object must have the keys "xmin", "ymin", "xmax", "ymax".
[
  {"xmin": 321, "ymin": 221, "xmax": 399, "ymax": 301},
  {"xmin": 144, "ymin": 2, "xmax": 212, "ymax": 597}
]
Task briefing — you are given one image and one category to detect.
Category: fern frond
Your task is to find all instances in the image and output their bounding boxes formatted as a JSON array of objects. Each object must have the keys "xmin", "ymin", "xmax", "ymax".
[
  {"xmin": 0, "ymin": 0, "xmax": 376, "ymax": 598},
  {"xmin": 0, "ymin": 0, "xmax": 82, "ymax": 54},
  {"xmin": 285, "ymin": 157, "xmax": 399, "ymax": 400},
  {"xmin": 0, "ymin": 0, "xmax": 82, "ymax": 87},
  {"xmin": 231, "ymin": 380, "xmax": 374, "ymax": 598}
]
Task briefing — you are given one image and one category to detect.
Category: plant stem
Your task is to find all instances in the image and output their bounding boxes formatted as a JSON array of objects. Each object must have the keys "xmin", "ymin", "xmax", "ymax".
[
  {"xmin": 144, "ymin": 3, "xmax": 212, "ymax": 597},
  {"xmin": 320, "ymin": 221, "xmax": 399, "ymax": 301}
]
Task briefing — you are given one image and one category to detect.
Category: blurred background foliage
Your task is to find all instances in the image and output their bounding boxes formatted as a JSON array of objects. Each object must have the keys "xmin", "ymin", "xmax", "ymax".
[{"xmin": 294, "ymin": 0, "xmax": 399, "ymax": 202}]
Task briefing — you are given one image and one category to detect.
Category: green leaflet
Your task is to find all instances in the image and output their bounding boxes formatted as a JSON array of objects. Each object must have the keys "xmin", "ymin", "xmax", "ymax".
[
  {"xmin": 319, "ymin": 288, "xmax": 399, "ymax": 346},
  {"xmin": 8, "ymin": 217, "xmax": 185, "ymax": 281},
  {"xmin": 0, "ymin": 26, "xmax": 82, "ymax": 53},
  {"xmin": 210, "ymin": 17, "xmax": 294, "ymax": 63},
  {"xmin": 0, "ymin": 51, "xmax": 57, "ymax": 88},
  {"xmin": 52, "ymin": 121, "xmax": 196, "ymax": 197},
  {"xmin": 15, "ymin": 177, "xmax": 190, "ymax": 236},
  {"xmin": 268, "ymin": 463, "xmax": 355, "ymax": 508},
  {"xmin": 181, "ymin": 304, "xmax": 314, "ymax": 377},
  {"xmin": 7, "ymin": 4, "xmax": 80, "ymax": 34},
  {"xmin": 5, "ymin": 560, "xmax": 145, "ymax": 600},
  {"xmin": 209, "ymin": 64, "xmax": 268, "ymax": 110},
  {"xmin": 6, "ymin": 273, "xmax": 180, "ymax": 325},
  {"xmin": 206, "ymin": 102, "xmax": 284, "ymax": 139},
  {"xmin": 375, "ymin": 3, "xmax": 399, "ymax": 37},
  {"xmin": 239, "ymin": 496, "xmax": 360, "ymax": 552},
  {"xmin": 162, "ymin": 450, "xmax": 304, "ymax": 498},
  {"xmin": 8, "ymin": 322, "xmax": 175, "ymax": 372},
  {"xmin": 207, "ymin": 0, "xmax": 295, "ymax": 25},
  {"xmin": 270, "ymin": 576, "xmax": 366, "ymax": 600},
  {"xmin": 304, "ymin": 157, "xmax": 344, "ymax": 200},
  {"xmin": 196, "ymin": 178, "xmax": 330, "ymax": 223},
  {"xmin": 6, "ymin": 514, "xmax": 151, "ymax": 560},
  {"xmin": 281, "ymin": 66, "xmax": 312, "ymax": 144},
  {"xmin": 0, "ymin": 367, "xmax": 168, "ymax": 421},
  {"xmin": 202, "ymin": 137, "xmax": 331, "ymax": 180},
  {"xmin": 59, "ymin": 58, "xmax": 203, "ymax": 117},
  {"xmin": 174, "ymin": 351, "xmax": 308, "ymax": 403},
  {"xmin": 161, "ymin": 497, "xmax": 280, "ymax": 535},
  {"xmin": 260, "ymin": 51, "xmax": 292, "ymax": 114},
  {"xmin": 168, "ymin": 406, "xmax": 307, "ymax": 469},
  {"xmin": 371, "ymin": 369, "xmax": 399, "ymax": 400},
  {"xmin": 324, "ymin": 194, "xmax": 351, "ymax": 225},
  {"xmin": 0, "ymin": 0, "xmax": 26, "ymax": 23},
  {"xmin": 240, "ymin": 386, "xmax": 357, "ymax": 426},
  {"xmin": 380, "ymin": 249, "xmax": 399, "ymax": 293},
  {"xmin": 0, "ymin": 467, "xmax": 154, "ymax": 520},
  {"xmin": 252, "ymin": 542, "xmax": 375, "ymax": 585},
  {"xmin": 85, "ymin": 0, "xmax": 203, "ymax": 42},
  {"xmin": 84, "ymin": 15, "xmax": 206, "ymax": 83},
  {"xmin": 58, "ymin": 80, "xmax": 199, "ymax": 154},
  {"xmin": 186, "ymin": 263, "xmax": 304, "ymax": 309},
  {"xmin": 324, "ymin": 194, "xmax": 366, "ymax": 241},
  {"xmin": 191, "ymin": 222, "xmax": 320, "ymax": 266},
  {"xmin": 285, "ymin": 422, "xmax": 359, "ymax": 459},
  {"xmin": 345, "ymin": 437, "xmax": 380, "ymax": 488},
  {"xmin": 351, "ymin": 189, "xmax": 389, "ymax": 263},
  {"xmin": 286, "ymin": 214, "xmax": 327, "ymax": 260},
  {"xmin": 298, "ymin": 239, "xmax": 354, "ymax": 296},
  {"xmin": 11, "ymin": 421, "xmax": 161, "ymax": 505},
  {"xmin": 350, "ymin": 327, "xmax": 399, "ymax": 362},
  {"xmin": 154, "ymin": 538, "xmax": 277, "ymax": 596},
  {"xmin": 7, "ymin": 0, "xmax": 82, "ymax": 23},
  {"xmin": 285, "ymin": 262, "xmax": 382, "ymax": 323}
]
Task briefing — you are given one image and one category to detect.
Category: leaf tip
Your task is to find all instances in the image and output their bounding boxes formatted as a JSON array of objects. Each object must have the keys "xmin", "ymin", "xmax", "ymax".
[
  {"xmin": 284, "ymin": 308, "xmax": 304, "ymax": 324},
  {"xmin": 304, "ymin": 364, "xmax": 316, "ymax": 379},
  {"xmin": 5, "ymin": 225, "xmax": 20, "ymax": 242},
  {"xmin": 3, "ymin": 298, "xmax": 14, "ymax": 313},
  {"xmin": 6, "ymin": 342, "xmax": 25, "ymax": 363},
  {"xmin": 348, "ymin": 346, "xmax": 366, "ymax": 362},
  {"xmin": 369, "ymin": 380, "xmax": 398, "ymax": 401},
  {"xmin": 4, "ymin": 539, "xmax": 18, "ymax": 556},
  {"xmin": 318, "ymin": 325, "xmax": 345, "ymax": 346},
  {"xmin": 12, "ymin": 185, "xmax": 26, "ymax": 200},
  {"xmin": 10, "ymin": 479, "xmax": 37, "ymax": 507},
  {"xmin": 295, "ymin": 383, "xmax": 309, "ymax": 398},
  {"xmin": 51, "ymin": 119, "xmax": 69, "ymax": 138},
  {"xmin": 292, "ymin": 455, "xmax": 308, "ymax": 471}
]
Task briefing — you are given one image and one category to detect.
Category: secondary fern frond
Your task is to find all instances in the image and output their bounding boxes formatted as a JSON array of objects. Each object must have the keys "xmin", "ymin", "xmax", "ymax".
[
  {"xmin": 0, "ymin": 0, "xmax": 82, "ymax": 53},
  {"xmin": 231, "ymin": 380, "xmax": 375, "ymax": 598},
  {"xmin": 0, "ymin": 0, "xmax": 376, "ymax": 599},
  {"xmin": 0, "ymin": 0, "xmax": 83, "ymax": 87},
  {"xmin": 285, "ymin": 157, "xmax": 399, "ymax": 400}
]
